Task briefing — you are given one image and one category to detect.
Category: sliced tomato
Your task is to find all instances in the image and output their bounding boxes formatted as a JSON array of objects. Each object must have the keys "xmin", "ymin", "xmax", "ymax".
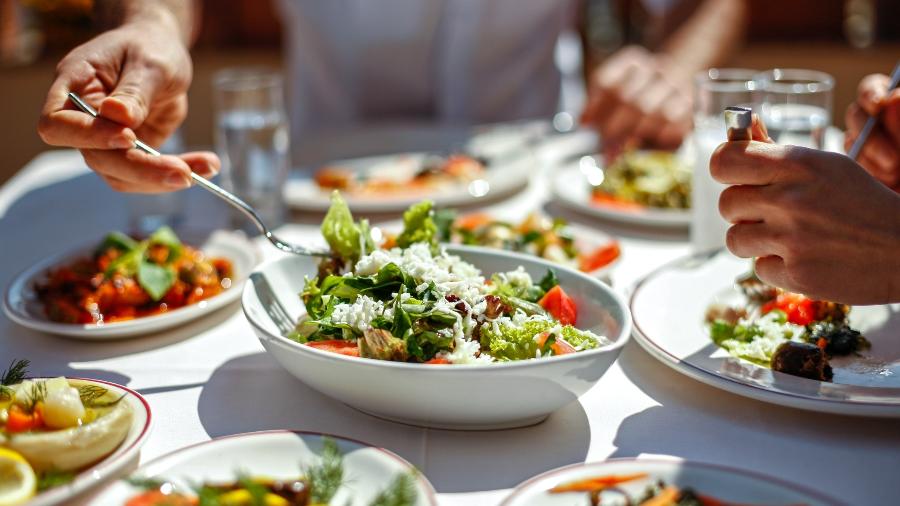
[
  {"xmin": 761, "ymin": 293, "xmax": 816, "ymax": 326},
  {"xmin": 550, "ymin": 473, "xmax": 647, "ymax": 493},
  {"xmin": 535, "ymin": 332, "xmax": 577, "ymax": 356},
  {"xmin": 539, "ymin": 285, "xmax": 577, "ymax": 326},
  {"xmin": 590, "ymin": 192, "xmax": 643, "ymax": 211},
  {"xmin": 424, "ymin": 357, "xmax": 451, "ymax": 364},
  {"xmin": 306, "ymin": 340, "xmax": 360, "ymax": 357},
  {"xmin": 578, "ymin": 242, "xmax": 621, "ymax": 272},
  {"xmin": 126, "ymin": 491, "xmax": 195, "ymax": 506},
  {"xmin": 6, "ymin": 404, "xmax": 44, "ymax": 433}
]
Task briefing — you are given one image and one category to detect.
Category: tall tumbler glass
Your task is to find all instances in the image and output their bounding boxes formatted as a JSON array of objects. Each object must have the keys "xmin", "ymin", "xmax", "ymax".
[
  {"xmin": 691, "ymin": 69, "xmax": 757, "ymax": 252},
  {"xmin": 214, "ymin": 68, "xmax": 290, "ymax": 234},
  {"xmin": 754, "ymin": 69, "xmax": 833, "ymax": 149}
]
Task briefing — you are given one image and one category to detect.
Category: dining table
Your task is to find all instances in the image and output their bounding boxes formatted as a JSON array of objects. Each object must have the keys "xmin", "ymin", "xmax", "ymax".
[{"xmin": 1, "ymin": 131, "xmax": 898, "ymax": 506}]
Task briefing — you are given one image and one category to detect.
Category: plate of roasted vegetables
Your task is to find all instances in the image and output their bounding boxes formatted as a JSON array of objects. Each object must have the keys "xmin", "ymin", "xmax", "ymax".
[
  {"xmin": 4, "ymin": 228, "xmax": 259, "ymax": 339},
  {"xmin": 435, "ymin": 212, "xmax": 621, "ymax": 280},
  {"xmin": 552, "ymin": 152, "xmax": 691, "ymax": 228},
  {"xmin": 0, "ymin": 360, "xmax": 152, "ymax": 506},
  {"xmin": 90, "ymin": 430, "xmax": 435, "ymax": 506},
  {"xmin": 243, "ymin": 193, "xmax": 630, "ymax": 429},
  {"xmin": 502, "ymin": 458, "xmax": 841, "ymax": 506},
  {"xmin": 284, "ymin": 149, "xmax": 533, "ymax": 213},
  {"xmin": 630, "ymin": 249, "xmax": 900, "ymax": 417}
]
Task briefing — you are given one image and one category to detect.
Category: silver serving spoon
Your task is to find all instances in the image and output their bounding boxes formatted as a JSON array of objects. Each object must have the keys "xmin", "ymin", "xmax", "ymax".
[{"xmin": 67, "ymin": 92, "xmax": 330, "ymax": 257}]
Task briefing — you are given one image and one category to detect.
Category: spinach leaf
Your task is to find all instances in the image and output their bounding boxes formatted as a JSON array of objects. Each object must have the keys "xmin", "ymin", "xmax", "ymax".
[
  {"xmin": 147, "ymin": 226, "xmax": 182, "ymax": 261},
  {"xmin": 137, "ymin": 261, "xmax": 176, "ymax": 301},
  {"xmin": 95, "ymin": 231, "xmax": 138, "ymax": 255}
]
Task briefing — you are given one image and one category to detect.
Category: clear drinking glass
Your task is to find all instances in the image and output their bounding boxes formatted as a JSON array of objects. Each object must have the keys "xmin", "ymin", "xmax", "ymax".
[
  {"xmin": 691, "ymin": 68, "xmax": 757, "ymax": 252},
  {"xmin": 754, "ymin": 69, "xmax": 834, "ymax": 149},
  {"xmin": 127, "ymin": 129, "xmax": 187, "ymax": 235},
  {"xmin": 214, "ymin": 67, "xmax": 290, "ymax": 234}
]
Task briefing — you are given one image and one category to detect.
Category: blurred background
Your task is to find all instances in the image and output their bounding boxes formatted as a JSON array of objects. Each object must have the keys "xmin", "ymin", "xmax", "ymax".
[{"xmin": 0, "ymin": 0, "xmax": 897, "ymax": 184}]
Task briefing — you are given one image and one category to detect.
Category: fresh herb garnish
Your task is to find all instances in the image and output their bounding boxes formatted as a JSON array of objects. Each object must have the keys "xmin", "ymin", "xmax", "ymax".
[
  {"xmin": 369, "ymin": 473, "xmax": 418, "ymax": 506},
  {"xmin": 23, "ymin": 381, "xmax": 48, "ymax": 414},
  {"xmin": 77, "ymin": 384, "xmax": 125, "ymax": 408},
  {"xmin": 37, "ymin": 470, "xmax": 76, "ymax": 491},
  {"xmin": 101, "ymin": 226, "xmax": 184, "ymax": 302},
  {"xmin": 0, "ymin": 359, "xmax": 29, "ymax": 400},
  {"xmin": 307, "ymin": 438, "xmax": 344, "ymax": 504}
]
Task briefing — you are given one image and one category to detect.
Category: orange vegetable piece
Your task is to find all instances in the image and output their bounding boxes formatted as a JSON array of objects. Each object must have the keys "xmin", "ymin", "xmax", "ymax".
[
  {"xmin": 590, "ymin": 192, "xmax": 644, "ymax": 211},
  {"xmin": 535, "ymin": 332, "xmax": 577, "ymax": 356},
  {"xmin": 424, "ymin": 358, "xmax": 451, "ymax": 364},
  {"xmin": 579, "ymin": 242, "xmax": 621, "ymax": 272},
  {"xmin": 306, "ymin": 340, "xmax": 360, "ymax": 357},
  {"xmin": 455, "ymin": 213, "xmax": 493, "ymax": 231},
  {"xmin": 550, "ymin": 473, "xmax": 648, "ymax": 493},
  {"xmin": 638, "ymin": 486, "xmax": 680, "ymax": 506},
  {"xmin": 6, "ymin": 404, "xmax": 44, "ymax": 433},
  {"xmin": 539, "ymin": 285, "xmax": 578, "ymax": 326}
]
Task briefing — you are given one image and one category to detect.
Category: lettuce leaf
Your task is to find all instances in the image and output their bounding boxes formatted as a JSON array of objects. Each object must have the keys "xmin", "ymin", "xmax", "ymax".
[
  {"xmin": 481, "ymin": 319, "xmax": 601, "ymax": 361},
  {"xmin": 322, "ymin": 191, "xmax": 365, "ymax": 262},
  {"xmin": 397, "ymin": 200, "xmax": 438, "ymax": 249}
]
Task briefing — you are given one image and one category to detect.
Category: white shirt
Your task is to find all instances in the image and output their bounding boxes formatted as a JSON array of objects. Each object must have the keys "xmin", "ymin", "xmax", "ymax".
[{"xmin": 275, "ymin": 0, "xmax": 577, "ymax": 142}]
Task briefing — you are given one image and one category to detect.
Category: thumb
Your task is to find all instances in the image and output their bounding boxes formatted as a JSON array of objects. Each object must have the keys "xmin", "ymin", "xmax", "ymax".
[
  {"xmin": 98, "ymin": 60, "xmax": 160, "ymax": 129},
  {"xmin": 751, "ymin": 114, "xmax": 774, "ymax": 144}
]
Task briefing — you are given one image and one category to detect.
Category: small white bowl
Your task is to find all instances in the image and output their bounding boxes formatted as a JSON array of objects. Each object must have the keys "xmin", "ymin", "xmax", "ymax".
[
  {"xmin": 4, "ymin": 230, "xmax": 259, "ymax": 340},
  {"xmin": 90, "ymin": 430, "xmax": 437, "ymax": 506},
  {"xmin": 242, "ymin": 245, "xmax": 631, "ymax": 430},
  {"xmin": 23, "ymin": 378, "xmax": 153, "ymax": 506}
]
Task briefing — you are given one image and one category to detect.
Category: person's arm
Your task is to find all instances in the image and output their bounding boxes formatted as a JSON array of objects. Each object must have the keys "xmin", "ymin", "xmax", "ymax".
[
  {"xmin": 582, "ymin": 0, "xmax": 746, "ymax": 154},
  {"xmin": 37, "ymin": 0, "xmax": 218, "ymax": 193},
  {"xmin": 844, "ymin": 73, "xmax": 900, "ymax": 191},
  {"xmin": 711, "ymin": 117, "xmax": 900, "ymax": 305}
]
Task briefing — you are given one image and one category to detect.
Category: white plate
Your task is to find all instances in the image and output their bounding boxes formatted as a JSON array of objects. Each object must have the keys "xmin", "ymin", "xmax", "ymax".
[
  {"xmin": 502, "ymin": 458, "xmax": 842, "ymax": 506},
  {"xmin": 243, "ymin": 245, "xmax": 631, "ymax": 430},
  {"xmin": 89, "ymin": 430, "xmax": 437, "ymax": 506},
  {"xmin": 551, "ymin": 159, "xmax": 691, "ymax": 228},
  {"xmin": 3, "ymin": 230, "xmax": 260, "ymax": 339},
  {"xmin": 26, "ymin": 378, "xmax": 153, "ymax": 506},
  {"xmin": 630, "ymin": 249, "xmax": 900, "ymax": 417}
]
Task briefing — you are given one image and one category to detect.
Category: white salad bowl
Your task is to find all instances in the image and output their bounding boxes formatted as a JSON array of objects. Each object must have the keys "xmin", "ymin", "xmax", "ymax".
[{"xmin": 242, "ymin": 245, "xmax": 631, "ymax": 430}]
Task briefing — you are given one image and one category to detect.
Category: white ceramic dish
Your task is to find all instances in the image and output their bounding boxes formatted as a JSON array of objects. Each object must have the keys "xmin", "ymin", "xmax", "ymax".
[
  {"xmin": 551, "ymin": 159, "xmax": 691, "ymax": 228},
  {"xmin": 89, "ymin": 430, "xmax": 436, "ymax": 506},
  {"xmin": 285, "ymin": 150, "xmax": 533, "ymax": 213},
  {"xmin": 630, "ymin": 249, "xmax": 900, "ymax": 418},
  {"xmin": 242, "ymin": 245, "xmax": 631, "ymax": 430},
  {"xmin": 502, "ymin": 458, "xmax": 842, "ymax": 506},
  {"xmin": 22, "ymin": 378, "xmax": 153, "ymax": 506},
  {"xmin": 3, "ymin": 230, "xmax": 259, "ymax": 339}
]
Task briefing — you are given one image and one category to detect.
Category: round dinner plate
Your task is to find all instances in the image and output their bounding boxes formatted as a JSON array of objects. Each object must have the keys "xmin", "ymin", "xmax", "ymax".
[
  {"xmin": 28, "ymin": 378, "xmax": 153, "ymax": 506},
  {"xmin": 551, "ymin": 158, "xmax": 691, "ymax": 228},
  {"xmin": 3, "ymin": 230, "xmax": 260, "ymax": 339},
  {"xmin": 630, "ymin": 249, "xmax": 900, "ymax": 417},
  {"xmin": 501, "ymin": 458, "xmax": 842, "ymax": 506},
  {"xmin": 89, "ymin": 430, "xmax": 437, "ymax": 506}
]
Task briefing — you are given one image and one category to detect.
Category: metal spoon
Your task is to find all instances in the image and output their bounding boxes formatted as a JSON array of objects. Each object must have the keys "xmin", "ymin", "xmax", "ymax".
[{"xmin": 67, "ymin": 92, "xmax": 330, "ymax": 257}]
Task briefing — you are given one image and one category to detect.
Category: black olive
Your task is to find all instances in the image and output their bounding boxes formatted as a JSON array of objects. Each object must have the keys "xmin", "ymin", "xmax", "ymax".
[
  {"xmin": 806, "ymin": 322, "xmax": 868, "ymax": 356},
  {"xmin": 771, "ymin": 341, "xmax": 833, "ymax": 382}
]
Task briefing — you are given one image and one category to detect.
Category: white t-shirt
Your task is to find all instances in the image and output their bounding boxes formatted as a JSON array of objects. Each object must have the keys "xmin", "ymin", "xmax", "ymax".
[{"xmin": 275, "ymin": 0, "xmax": 577, "ymax": 140}]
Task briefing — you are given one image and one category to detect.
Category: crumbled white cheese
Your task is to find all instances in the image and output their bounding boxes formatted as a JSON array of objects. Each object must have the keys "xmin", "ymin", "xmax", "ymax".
[{"xmin": 330, "ymin": 295, "xmax": 385, "ymax": 333}]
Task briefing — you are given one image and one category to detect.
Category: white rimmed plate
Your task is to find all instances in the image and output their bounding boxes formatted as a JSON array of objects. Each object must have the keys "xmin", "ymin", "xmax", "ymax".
[
  {"xmin": 242, "ymin": 245, "xmax": 631, "ymax": 429},
  {"xmin": 285, "ymin": 150, "xmax": 533, "ymax": 213},
  {"xmin": 24, "ymin": 378, "xmax": 153, "ymax": 506},
  {"xmin": 89, "ymin": 430, "xmax": 437, "ymax": 506},
  {"xmin": 551, "ymin": 158, "xmax": 691, "ymax": 228},
  {"xmin": 630, "ymin": 249, "xmax": 900, "ymax": 417},
  {"xmin": 501, "ymin": 458, "xmax": 842, "ymax": 506},
  {"xmin": 3, "ymin": 230, "xmax": 260, "ymax": 339}
]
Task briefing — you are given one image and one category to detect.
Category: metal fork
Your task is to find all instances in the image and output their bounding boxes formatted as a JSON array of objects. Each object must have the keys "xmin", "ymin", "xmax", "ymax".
[{"xmin": 68, "ymin": 92, "xmax": 330, "ymax": 257}]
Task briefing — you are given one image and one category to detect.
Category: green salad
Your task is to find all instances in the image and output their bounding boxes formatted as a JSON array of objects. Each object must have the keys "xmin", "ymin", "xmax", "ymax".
[{"xmin": 289, "ymin": 193, "xmax": 609, "ymax": 364}]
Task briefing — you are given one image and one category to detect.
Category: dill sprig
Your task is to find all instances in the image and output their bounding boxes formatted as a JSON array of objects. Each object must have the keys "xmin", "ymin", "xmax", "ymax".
[
  {"xmin": 0, "ymin": 359, "xmax": 30, "ymax": 400},
  {"xmin": 369, "ymin": 473, "xmax": 418, "ymax": 506},
  {"xmin": 126, "ymin": 477, "xmax": 167, "ymax": 491},
  {"xmin": 23, "ymin": 381, "xmax": 47, "ymax": 413},
  {"xmin": 37, "ymin": 470, "xmax": 76, "ymax": 491},
  {"xmin": 77, "ymin": 384, "xmax": 125, "ymax": 408},
  {"xmin": 307, "ymin": 438, "xmax": 344, "ymax": 504}
]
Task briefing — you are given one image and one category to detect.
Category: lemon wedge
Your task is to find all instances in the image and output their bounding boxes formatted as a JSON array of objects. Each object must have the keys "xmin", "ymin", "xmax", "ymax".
[{"xmin": 0, "ymin": 448, "xmax": 36, "ymax": 506}]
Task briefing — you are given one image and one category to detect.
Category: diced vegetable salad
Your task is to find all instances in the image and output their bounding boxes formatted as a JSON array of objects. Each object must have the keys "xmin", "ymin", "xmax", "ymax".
[{"xmin": 289, "ymin": 193, "xmax": 609, "ymax": 364}]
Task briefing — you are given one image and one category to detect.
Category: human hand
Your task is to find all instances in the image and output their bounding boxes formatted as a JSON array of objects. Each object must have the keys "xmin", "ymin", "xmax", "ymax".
[
  {"xmin": 582, "ymin": 46, "xmax": 693, "ymax": 156},
  {"xmin": 712, "ymin": 117, "xmax": 900, "ymax": 304},
  {"xmin": 38, "ymin": 18, "xmax": 219, "ymax": 193},
  {"xmin": 844, "ymin": 73, "xmax": 900, "ymax": 191}
]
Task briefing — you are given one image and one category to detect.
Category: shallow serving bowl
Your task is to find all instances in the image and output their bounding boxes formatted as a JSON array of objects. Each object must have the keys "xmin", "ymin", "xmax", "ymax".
[{"xmin": 242, "ymin": 245, "xmax": 631, "ymax": 430}]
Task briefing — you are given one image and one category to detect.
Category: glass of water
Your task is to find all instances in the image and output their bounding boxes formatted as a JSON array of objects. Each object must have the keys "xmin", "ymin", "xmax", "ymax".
[
  {"xmin": 754, "ymin": 69, "xmax": 834, "ymax": 149},
  {"xmin": 691, "ymin": 68, "xmax": 757, "ymax": 252},
  {"xmin": 214, "ymin": 67, "xmax": 290, "ymax": 234}
]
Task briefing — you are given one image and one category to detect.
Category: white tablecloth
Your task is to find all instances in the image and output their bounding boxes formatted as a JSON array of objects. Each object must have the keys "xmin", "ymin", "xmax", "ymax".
[{"xmin": 1, "ymin": 147, "xmax": 898, "ymax": 506}]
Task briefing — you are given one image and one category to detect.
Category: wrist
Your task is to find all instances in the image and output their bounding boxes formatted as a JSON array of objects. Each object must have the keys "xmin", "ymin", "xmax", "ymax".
[{"xmin": 99, "ymin": 0, "xmax": 191, "ymax": 45}]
